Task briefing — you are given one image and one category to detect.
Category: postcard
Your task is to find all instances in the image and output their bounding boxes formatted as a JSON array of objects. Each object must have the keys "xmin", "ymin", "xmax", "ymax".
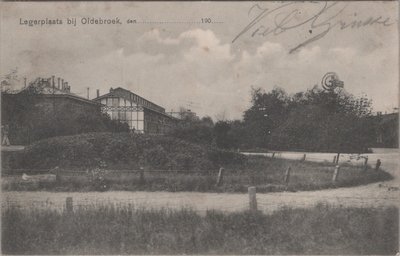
[{"xmin": 1, "ymin": 1, "xmax": 399, "ymax": 255}]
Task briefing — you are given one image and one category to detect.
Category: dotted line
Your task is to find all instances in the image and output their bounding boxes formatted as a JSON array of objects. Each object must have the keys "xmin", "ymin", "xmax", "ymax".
[{"xmin": 135, "ymin": 21, "xmax": 224, "ymax": 24}]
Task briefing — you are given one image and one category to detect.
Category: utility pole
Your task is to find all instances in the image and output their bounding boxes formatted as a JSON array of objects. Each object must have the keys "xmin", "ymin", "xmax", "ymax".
[{"xmin": 87, "ymin": 87, "xmax": 90, "ymax": 99}]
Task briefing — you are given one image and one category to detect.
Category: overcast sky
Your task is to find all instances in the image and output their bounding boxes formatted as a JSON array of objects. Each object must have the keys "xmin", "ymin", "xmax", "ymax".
[{"xmin": 1, "ymin": 1, "xmax": 398, "ymax": 120}]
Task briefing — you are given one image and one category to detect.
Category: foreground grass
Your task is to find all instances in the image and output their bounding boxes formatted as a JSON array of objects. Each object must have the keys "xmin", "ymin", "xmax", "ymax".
[
  {"xmin": 3, "ymin": 156, "xmax": 392, "ymax": 192},
  {"xmin": 2, "ymin": 204, "xmax": 398, "ymax": 255}
]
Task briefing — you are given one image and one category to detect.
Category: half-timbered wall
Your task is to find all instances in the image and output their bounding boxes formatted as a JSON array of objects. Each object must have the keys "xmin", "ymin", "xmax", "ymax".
[
  {"xmin": 95, "ymin": 87, "xmax": 178, "ymax": 134},
  {"xmin": 100, "ymin": 97, "xmax": 145, "ymax": 133}
]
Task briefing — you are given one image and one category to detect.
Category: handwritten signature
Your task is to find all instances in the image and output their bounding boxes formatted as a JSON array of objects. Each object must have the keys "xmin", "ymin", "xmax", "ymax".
[{"xmin": 232, "ymin": 2, "xmax": 395, "ymax": 53}]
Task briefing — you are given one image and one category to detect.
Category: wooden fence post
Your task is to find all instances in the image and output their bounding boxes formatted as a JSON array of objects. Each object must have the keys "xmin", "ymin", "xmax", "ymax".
[
  {"xmin": 375, "ymin": 159, "xmax": 381, "ymax": 171},
  {"xmin": 139, "ymin": 167, "xmax": 145, "ymax": 183},
  {"xmin": 301, "ymin": 154, "xmax": 306, "ymax": 161},
  {"xmin": 333, "ymin": 155, "xmax": 337, "ymax": 164},
  {"xmin": 272, "ymin": 152, "xmax": 275, "ymax": 159},
  {"xmin": 363, "ymin": 157, "xmax": 368, "ymax": 171},
  {"xmin": 248, "ymin": 186, "xmax": 257, "ymax": 212},
  {"xmin": 66, "ymin": 197, "xmax": 73, "ymax": 213},
  {"xmin": 332, "ymin": 165, "xmax": 340, "ymax": 183},
  {"xmin": 284, "ymin": 166, "xmax": 291, "ymax": 185},
  {"xmin": 336, "ymin": 153, "xmax": 340, "ymax": 164},
  {"xmin": 216, "ymin": 167, "xmax": 224, "ymax": 186}
]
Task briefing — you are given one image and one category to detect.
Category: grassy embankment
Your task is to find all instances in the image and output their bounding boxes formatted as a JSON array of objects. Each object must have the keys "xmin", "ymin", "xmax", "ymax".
[
  {"xmin": 3, "ymin": 156, "xmax": 392, "ymax": 192},
  {"xmin": 2, "ymin": 132, "xmax": 392, "ymax": 192},
  {"xmin": 2, "ymin": 204, "xmax": 398, "ymax": 255}
]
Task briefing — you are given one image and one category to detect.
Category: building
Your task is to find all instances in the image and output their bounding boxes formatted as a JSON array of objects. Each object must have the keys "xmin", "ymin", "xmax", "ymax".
[
  {"xmin": 1, "ymin": 76, "xmax": 102, "ymax": 144},
  {"xmin": 93, "ymin": 87, "xmax": 179, "ymax": 134},
  {"xmin": 167, "ymin": 108, "xmax": 198, "ymax": 121},
  {"xmin": 7, "ymin": 76, "xmax": 101, "ymax": 112},
  {"xmin": 373, "ymin": 112, "xmax": 398, "ymax": 148}
]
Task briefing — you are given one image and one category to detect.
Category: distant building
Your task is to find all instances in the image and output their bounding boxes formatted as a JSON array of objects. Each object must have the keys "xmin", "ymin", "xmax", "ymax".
[
  {"xmin": 1, "ymin": 76, "xmax": 102, "ymax": 144},
  {"xmin": 166, "ymin": 108, "xmax": 198, "ymax": 122},
  {"xmin": 5, "ymin": 76, "xmax": 100, "ymax": 112},
  {"xmin": 93, "ymin": 87, "xmax": 179, "ymax": 134},
  {"xmin": 372, "ymin": 112, "xmax": 398, "ymax": 148}
]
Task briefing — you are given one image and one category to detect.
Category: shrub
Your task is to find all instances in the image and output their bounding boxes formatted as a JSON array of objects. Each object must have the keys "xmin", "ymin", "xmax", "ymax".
[
  {"xmin": 18, "ymin": 132, "xmax": 246, "ymax": 171},
  {"xmin": 207, "ymin": 149, "xmax": 247, "ymax": 168}
]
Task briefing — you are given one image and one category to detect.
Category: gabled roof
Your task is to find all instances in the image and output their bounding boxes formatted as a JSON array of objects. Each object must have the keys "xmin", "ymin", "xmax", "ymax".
[
  {"xmin": 15, "ymin": 81, "xmax": 99, "ymax": 106},
  {"xmin": 93, "ymin": 87, "xmax": 165, "ymax": 113}
]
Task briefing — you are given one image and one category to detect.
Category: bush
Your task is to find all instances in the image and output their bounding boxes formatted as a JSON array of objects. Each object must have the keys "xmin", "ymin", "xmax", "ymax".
[
  {"xmin": 18, "ymin": 133, "xmax": 246, "ymax": 171},
  {"xmin": 167, "ymin": 123, "xmax": 214, "ymax": 146},
  {"xmin": 207, "ymin": 149, "xmax": 247, "ymax": 167}
]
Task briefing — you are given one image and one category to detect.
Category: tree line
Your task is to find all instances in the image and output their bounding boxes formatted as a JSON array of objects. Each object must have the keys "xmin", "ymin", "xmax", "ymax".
[{"xmin": 169, "ymin": 86, "xmax": 385, "ymax": 153}]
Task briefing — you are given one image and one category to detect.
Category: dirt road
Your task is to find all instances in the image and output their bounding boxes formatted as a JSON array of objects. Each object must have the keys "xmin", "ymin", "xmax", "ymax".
[
  {"xmin": 3, "ymin": 149, "xmax": 398, "ymax": 214},
  {"xmin": 2, "ymin": 183, "xmax": 399, "ymax": 214}
]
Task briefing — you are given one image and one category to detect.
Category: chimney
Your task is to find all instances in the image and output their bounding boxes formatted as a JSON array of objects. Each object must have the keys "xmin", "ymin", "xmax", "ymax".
[
  {"xmin": 61, "ymin": 79, "xmax": 64, "ymax": 90},
  {"xmin": 51, "ymin": 76, "xmax": 55, "ymax": 89},
  {"xmin": 57, "ymin": 78, "xmax": 60, "ymax": 89},
  {"xmin": 96, "ymin": 89, "xmax": 100, "ymax": 98},
  {"xmin": 65, "ymin": 82, "xmax": 69, "ymax": 92}
]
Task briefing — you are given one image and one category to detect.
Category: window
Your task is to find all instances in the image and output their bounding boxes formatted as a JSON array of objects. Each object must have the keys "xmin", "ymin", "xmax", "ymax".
[
  {"xmin": 112, "ymin": 98, "xmax": 119, "ymax": 107},
  {"xmin": 119, "ymin": 111, "xmax": 126, "ymax": 121},
  {"xmin": 112, "ymin": 111, "xmax": 118, "ymax": 120}
]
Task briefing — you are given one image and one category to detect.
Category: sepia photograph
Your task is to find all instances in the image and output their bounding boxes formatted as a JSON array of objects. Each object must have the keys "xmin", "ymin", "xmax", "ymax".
[{"xmin": 0, "ymin": 1, "xmax": 399, "ymax": 255}]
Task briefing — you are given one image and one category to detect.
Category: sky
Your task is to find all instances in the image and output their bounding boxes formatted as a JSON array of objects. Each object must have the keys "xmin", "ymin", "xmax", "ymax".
[{"xmin": 1, "ymin": 1, "xmax": 398, "ymax": 120}]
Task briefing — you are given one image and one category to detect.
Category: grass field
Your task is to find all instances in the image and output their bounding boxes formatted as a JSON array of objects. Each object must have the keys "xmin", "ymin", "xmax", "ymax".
[
  {"xmin": 3, "ymin": 156, "xmax": 392, "ymax": 192},
  {"xmin": 2, "ymin": 203, "xmax": 398, "ymax": 255}
]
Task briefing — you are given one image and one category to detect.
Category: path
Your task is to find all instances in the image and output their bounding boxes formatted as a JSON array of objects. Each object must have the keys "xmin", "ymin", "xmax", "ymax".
[
  {"xmin": 2, "ymin": 183, "xmax": 399, "ymax": 214},
  {"xmin": 1, "ymin": 145, "xmax": 25, "ymax": 152}
]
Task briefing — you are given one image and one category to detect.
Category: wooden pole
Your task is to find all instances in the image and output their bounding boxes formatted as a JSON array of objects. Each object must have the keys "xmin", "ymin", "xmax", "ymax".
[
  {"xmin": 301, "ymin": 154, "xmax": 306, "ymax": 162},
  {"xmin": 332, "ymin": 165, "xmax": 340, "ymax": 183},
  {"xmin": 363, "ymin": 157, "xmax": 368, "ymax": 171},
  {"xmin": 336, "ymin": 153, "xmax": 340, "ymax": 164},
  {"xmin": 66, "ymin": 197, "xmax": 73, "ymax": 213},
  {"xmin": 216, "ymin": 167, "xmax": 224, "ymax": 186},
  {"xmin": 284, "ymin": 166, "xmax": 291, "ymax": 185},
  {"xmin": 375, "ymin": 159, "xmax": 381, "ymax": 171},
  {"xmin": 248, "ymin": 186, "xmax": 257, "ymax": 212},
  {"xmin": 272, "ymin": 152, "xmax": 275, "ymax": 159},
  {"xmin": 333, "ymin": 155, "xmax": 337, "ymax": 164}
]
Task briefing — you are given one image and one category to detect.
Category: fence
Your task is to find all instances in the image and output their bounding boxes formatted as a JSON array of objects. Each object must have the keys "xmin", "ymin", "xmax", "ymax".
[
  {"xmin": 2, "ymin": 154, "xmax": 390, "ymax": 214},
  {"xmin": 243, "ymin": 152, "xmax": 383, "ymax": 168},
  {"xmin": 2, "ymin": 154, "xmax": 385, "ymax": 197}
]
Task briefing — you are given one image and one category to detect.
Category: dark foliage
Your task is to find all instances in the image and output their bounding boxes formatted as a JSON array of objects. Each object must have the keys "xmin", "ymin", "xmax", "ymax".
[
  {"xmin": 168, "ymin": 123, "xmax": 214, "ymax": 146},
  {"xmin": 167, "ymin": 86, "xmax": 382, "ymax": 153},
  {"xmin": 237, "ymin": 86, "xmax": 377, "ymax": 153},
  {"xmin": 16, "ymin": 132, "xmax": 246, "ymax": 171}
]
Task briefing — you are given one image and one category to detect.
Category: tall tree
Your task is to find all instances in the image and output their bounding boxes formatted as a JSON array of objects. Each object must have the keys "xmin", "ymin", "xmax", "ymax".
[{"xmin": 243, "ymin": 87, "xmax": 290, "ymax": 148}]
